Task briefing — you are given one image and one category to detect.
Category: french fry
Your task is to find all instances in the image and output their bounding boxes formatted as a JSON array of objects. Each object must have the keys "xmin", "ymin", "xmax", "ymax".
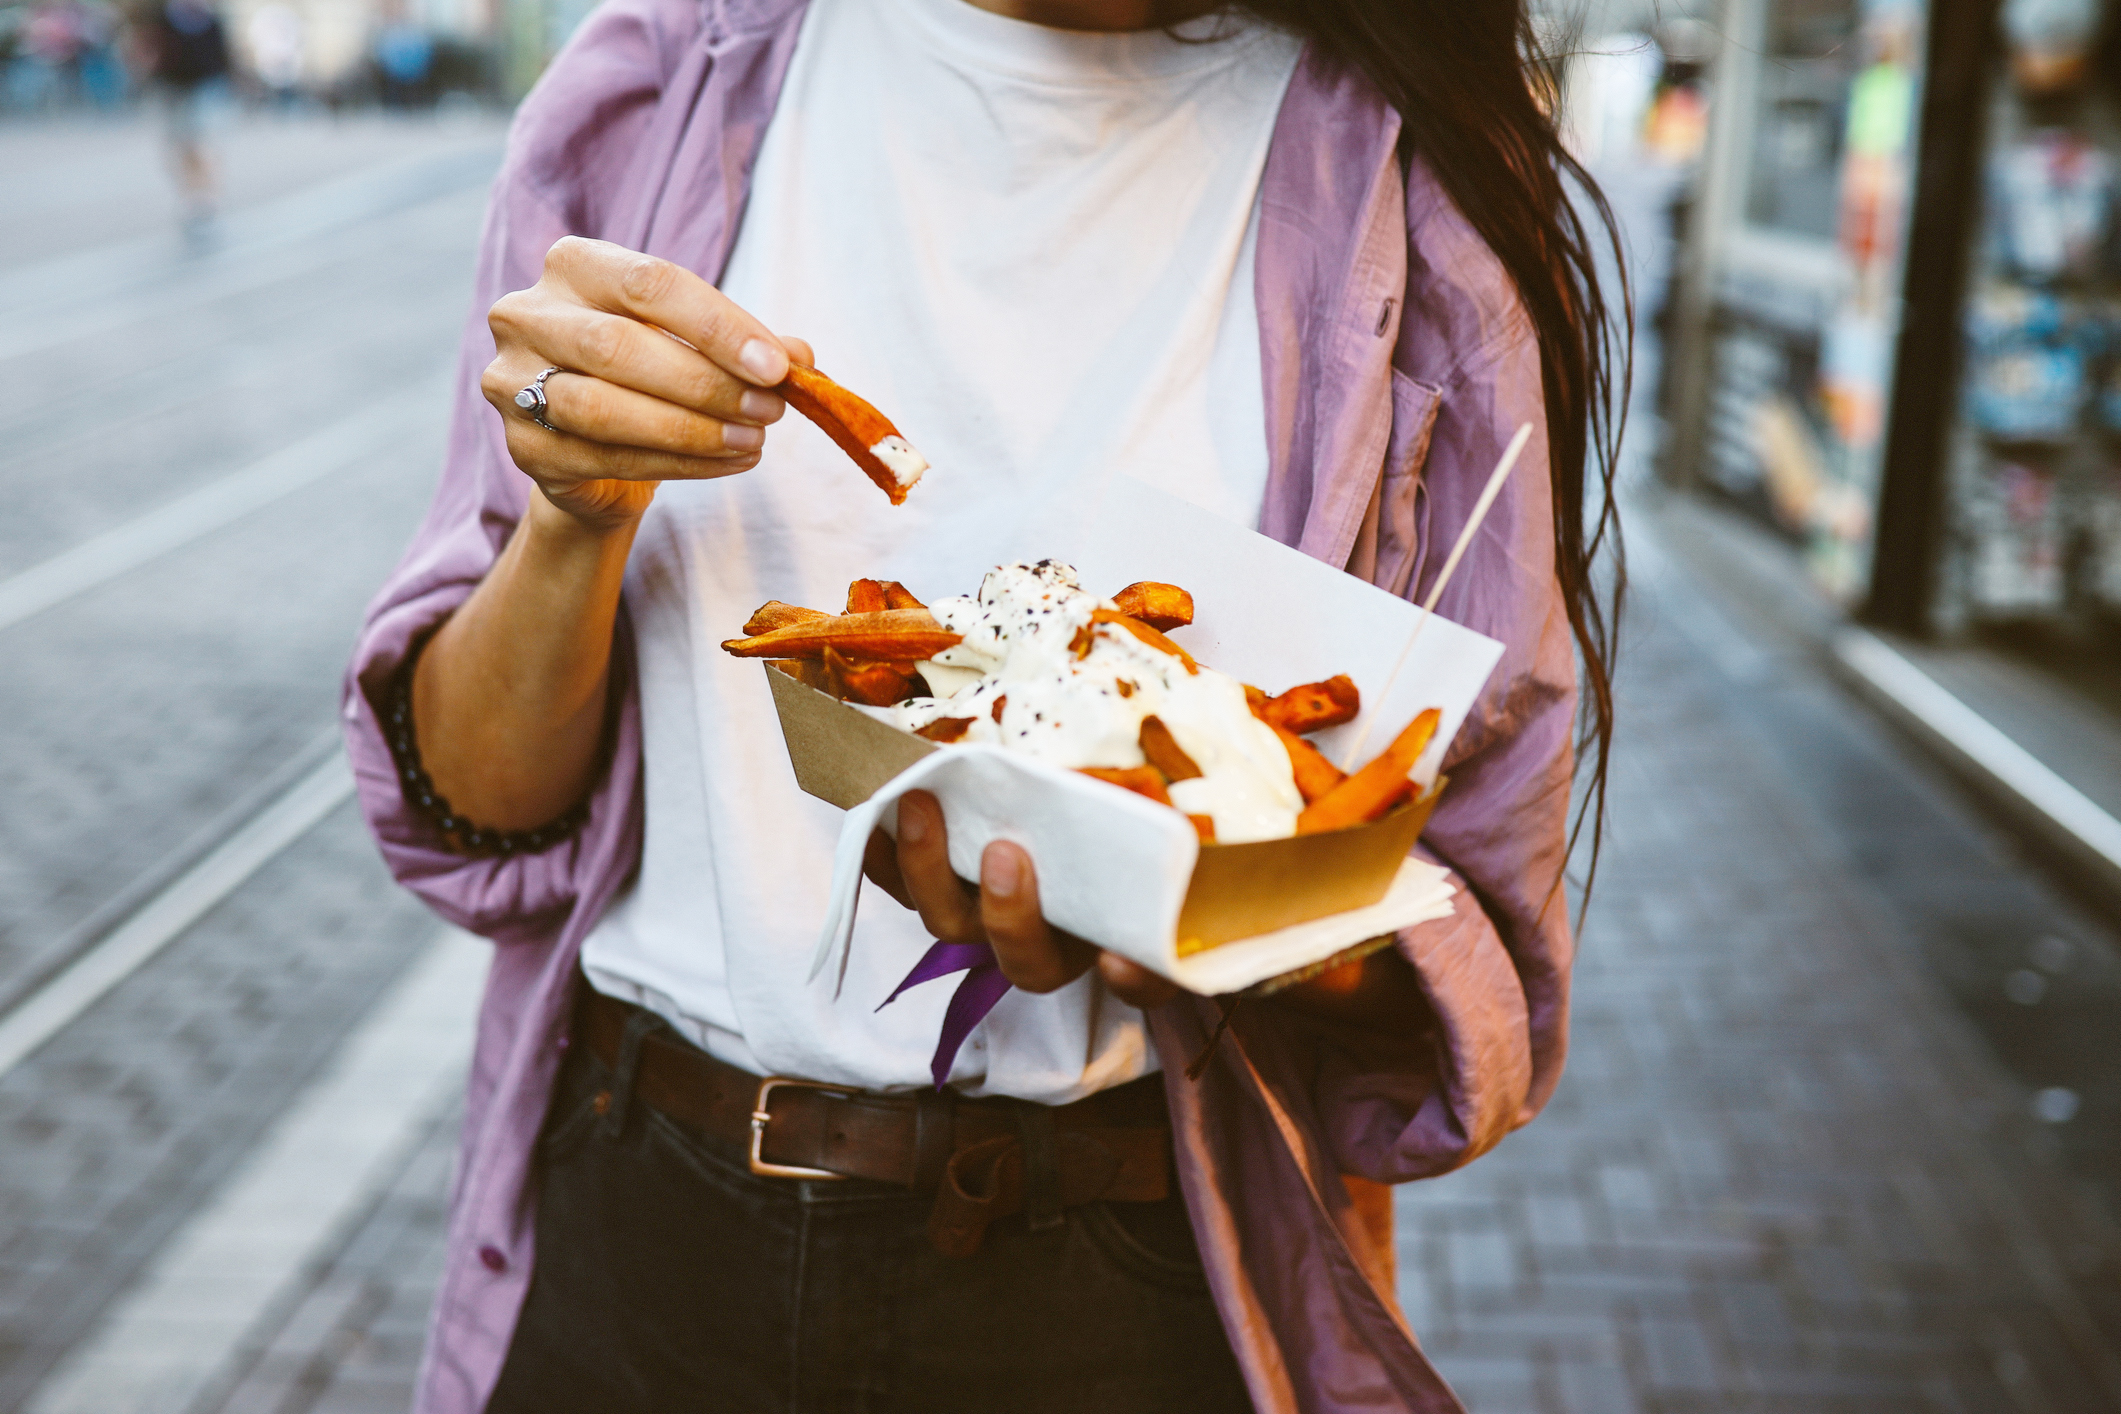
[
  {"xmin": 744, "ymin": 601, "xmax": 830, "ymax": 636},
  {"xmin": 1109, "ymin": 581, "xmax": 1194, "ymax": 632},
  {"xmin": 1071, "ymin": 609, "xmax": 1198, "ymax": 673},
  {"xmin": 1269, "ymin": 721, "xmax": 1346, "ymax": 804},
  {"xmin": 722, "ymin": 608, "xmax": 962, "ymax": 661},
  {"xmin": 769, "ymin": 658, "xmax": 832, "ymax": 692},
  {"xmin": 1263, "ymin": 676, "xmax": 1361, "ymax": 734},
  {"xmin": 823, "ymin": 647, "xmax": 921, "ymax": 706},
  {"xmin": 1187, "ymin": 814, "xmax": 1217, "ymax": 843},
  {"xmin": 917, "ymin": 717, "xmax": 975, "ymax": 743},
  {"xmin": 1295, "ymin": 708, "xmax": 1440, "ymax": 834},
  {"xmin": 777, "ymin": 364, "xmax": 928, "ymax": 505},
  {"xmin": 881, "ymin": 581, "xmax": 925, "ymax": 610},
  {"xmin": 1078, "ymin": 765, "xmax": 1173, "ymax": 806},
  {"xmin": 1138, "ymin": 716, "xmax": 1201, "ymax": 782},
  {"xmin": 845, "ymin": 579, "xmax": 890, "ymax": 614}
]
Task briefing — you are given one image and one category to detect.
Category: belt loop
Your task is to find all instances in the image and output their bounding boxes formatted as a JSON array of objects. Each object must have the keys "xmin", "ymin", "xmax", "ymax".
[
  {"xmin": 1015, "ymin": 1103, "xmax": 1063, "ymax": 1232},
  {"xmin": 602, "ymin": 1009, "xmax": 658, "ymax": 1140},
  {"xmin": 913, "ymin": 1088, "xmax": 956, "ymax": 1191}
]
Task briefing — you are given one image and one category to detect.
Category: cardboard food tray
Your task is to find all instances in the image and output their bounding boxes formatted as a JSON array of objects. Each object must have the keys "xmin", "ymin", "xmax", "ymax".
[{"xmin": 769, "ymin": 662, "xmax": 1446, "ymax": 956}]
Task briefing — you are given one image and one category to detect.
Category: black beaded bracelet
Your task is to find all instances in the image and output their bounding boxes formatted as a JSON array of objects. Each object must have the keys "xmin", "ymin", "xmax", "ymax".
[{"xmin": 384, "ymin": 640, "xmax": 590, "ymax": 857}]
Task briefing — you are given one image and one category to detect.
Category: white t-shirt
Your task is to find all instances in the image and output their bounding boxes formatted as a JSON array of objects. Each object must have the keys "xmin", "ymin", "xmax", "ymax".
[{"xmin": 579, "ymin": 0, "xmax": 1302, "ymax": 1103}]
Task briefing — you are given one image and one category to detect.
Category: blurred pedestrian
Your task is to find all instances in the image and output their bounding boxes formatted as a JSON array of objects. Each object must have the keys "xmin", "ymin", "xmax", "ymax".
[
  {"xmin": 139, "ymin": 0, "xmax": 230, "ymax": 237},
  {"xmin": 373, "ymin": 3, "xmax": 432, "ymax": 108},
  {"xmin": 244, "ymin": 0, "xmax": 302, "ymax": 107}
]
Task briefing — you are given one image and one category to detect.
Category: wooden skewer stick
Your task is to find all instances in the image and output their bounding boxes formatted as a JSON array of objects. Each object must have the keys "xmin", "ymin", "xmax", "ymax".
[{"xmin": 1338, "ymin": 422, "xmax": 1534, "ymax": 772}]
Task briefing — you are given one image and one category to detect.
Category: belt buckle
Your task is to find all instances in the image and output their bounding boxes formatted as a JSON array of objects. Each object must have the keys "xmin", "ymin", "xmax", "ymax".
[{"xmin": 750, "ymin": 1076, "xmax": 857, "ymax": 1180}]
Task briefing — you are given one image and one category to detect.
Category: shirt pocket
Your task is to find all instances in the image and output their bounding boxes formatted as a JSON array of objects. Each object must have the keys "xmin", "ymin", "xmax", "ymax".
[{"xmin": 1376, "ymin": 370, "xmax": 1442, "ymax": 599}]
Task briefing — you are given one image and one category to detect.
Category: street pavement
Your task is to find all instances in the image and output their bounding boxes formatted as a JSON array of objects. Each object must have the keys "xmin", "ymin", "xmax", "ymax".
[
  {"xmin": 0, "ymin": 109, "xmax": 502, "ymax": 1411},
  {"xmin": 1, "ymin": 113, "xmax": 2117, "ymax": 1414}
]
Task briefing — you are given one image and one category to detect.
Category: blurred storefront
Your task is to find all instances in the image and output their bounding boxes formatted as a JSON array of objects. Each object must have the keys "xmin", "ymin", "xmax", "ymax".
[
  {"xmin": 1662, "ymin": 0, "xmax": 2121, "ymax": 914},
  {"xmin": 1668, "ymin": 0, "xmax": 2121, "ymax": 653},
  {"xmin": 1663, "ymin": 0, "xmax": 1928, "ymax": 601}
]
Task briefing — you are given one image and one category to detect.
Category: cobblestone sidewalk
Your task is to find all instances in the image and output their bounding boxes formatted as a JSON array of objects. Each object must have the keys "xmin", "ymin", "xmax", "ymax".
[{"xmin": 1398, "ymin": 516, "xmax": 2121, "ymax": 1413}]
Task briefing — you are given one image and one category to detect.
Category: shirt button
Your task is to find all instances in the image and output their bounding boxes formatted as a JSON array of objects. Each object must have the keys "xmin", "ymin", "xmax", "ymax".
[{"xmin": 479, "ymin": 1245, "xmax": 508, "ymax": 1273}]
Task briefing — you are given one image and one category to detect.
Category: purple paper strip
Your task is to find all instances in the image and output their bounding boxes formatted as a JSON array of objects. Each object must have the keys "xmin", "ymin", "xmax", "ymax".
[{"xmin": 878, "ymin": 939, "xmax": 1015, "ymax": 1088}]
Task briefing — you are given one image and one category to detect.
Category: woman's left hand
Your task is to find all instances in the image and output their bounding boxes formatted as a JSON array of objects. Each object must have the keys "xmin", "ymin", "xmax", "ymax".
[{"xmin": 862, "ymin": 790, "xmax": 1180, "ymax": 1009}]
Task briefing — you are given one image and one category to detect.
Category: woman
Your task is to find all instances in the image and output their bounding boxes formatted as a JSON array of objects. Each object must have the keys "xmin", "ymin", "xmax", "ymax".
[{"xmin": 346, "ymin": 0, "xmax": 1623, "ymax": 1410}]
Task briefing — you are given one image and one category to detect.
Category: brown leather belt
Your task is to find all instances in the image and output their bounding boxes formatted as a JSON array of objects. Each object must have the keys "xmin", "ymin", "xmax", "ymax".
[{"xmin": 576, "ymin": 983, "xmax": 1171, "ymax": 1256}]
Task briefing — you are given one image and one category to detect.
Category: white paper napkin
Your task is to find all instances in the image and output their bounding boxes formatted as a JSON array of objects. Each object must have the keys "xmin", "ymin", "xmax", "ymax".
[{"xmin": 810, "ymin": 745, "xmax": 1458, "ymax": 994}]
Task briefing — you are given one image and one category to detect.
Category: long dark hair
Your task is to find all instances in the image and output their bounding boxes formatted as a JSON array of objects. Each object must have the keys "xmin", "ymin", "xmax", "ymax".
[{"xmin": 1240, "ymin": 0, "xmax": 1629, "ymax": 908}]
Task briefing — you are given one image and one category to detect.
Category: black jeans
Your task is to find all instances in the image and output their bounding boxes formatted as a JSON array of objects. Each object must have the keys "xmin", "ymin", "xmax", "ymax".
[{"xmin": 485, "ymin": 1032, "xmax": 1255, "ymax": 1414}]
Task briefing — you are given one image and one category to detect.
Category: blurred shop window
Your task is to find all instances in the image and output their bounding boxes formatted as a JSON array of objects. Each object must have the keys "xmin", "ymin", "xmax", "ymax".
[
  {"xmin": 1746, "ymin": 0, "xmax": 1862, "ymax": 239},
  {"xmin": 1564, "ymin": 33, "xmax": 1663, "ymax": 167}
]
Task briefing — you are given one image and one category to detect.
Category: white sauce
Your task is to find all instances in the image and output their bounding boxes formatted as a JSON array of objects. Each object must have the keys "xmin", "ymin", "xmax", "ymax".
[
  {"xmin": 869, "ymin": 435, "xmax": 928, "ymax": 490},
  {"xmin": 865, "ymin": 561, "xmax": 1301, "ymax": 842}
]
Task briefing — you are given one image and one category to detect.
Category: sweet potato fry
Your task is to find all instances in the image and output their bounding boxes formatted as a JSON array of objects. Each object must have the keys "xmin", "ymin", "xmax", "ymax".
[
  {"xmin": 917, "ymin": 717, "xmax": 975, "ymax": 743},
  {"xmin": 744, "ymin": 601, "xmax": 830, "ymax": 636},
  {"xmin": 1078, "ymin": 765, "xmax": 1173, "ymax": 806},
  {"xmin": 1187, "ymin": 814, "xmax": 1217, "ymax": 844},
  {"xmin": 1109, "ymin": 581, "xmax": 1194, "ymax": 632},
  {"xmin": 768, "ymin": 658, "xmax": 832, "ymax": 692},
  {"xmin": 1295, "ymin": 708, "xmax": 1440, "ymax": 834},
  {"xmin": 722, "ymin": 608, "xmax": 962, "ymax": 661},
  {"xmin": 1138, "ymin": 716, "xmax": 1202, "ymax": 782},
  {"xmin": 1269, "ymin": 721, "xmax": 1346, "ymax": 804},
  {"xmin": 776, "ymin": 364, "xmax": 928, "ymax": 506},
  {"xmin": 881, "ymin": 581, "xmax": 925, "ymax": 610},
  {"xmin": 1263, "ymin": 676, "xmax": 1361, "ymax": 734},
  {"xmin": 1070, "ymin": 609, "xmax": 1198, "ymax": 673},
  {"xmin": 823, "ymin": 647, "xmax": 921, "ymax": 706},
  {"xmin": 845, "ymin": 579, "xmax": 889, "ymax": 614},
  {"xmin": 1243, "ymin": 683, "xmax": 1269, "ymax": 717}
]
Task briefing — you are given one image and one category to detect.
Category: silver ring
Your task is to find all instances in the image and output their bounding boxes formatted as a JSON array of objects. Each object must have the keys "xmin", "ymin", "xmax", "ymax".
[{"xmin": 513, "ymin": 365, "xmax": 563, "ymax": 432}]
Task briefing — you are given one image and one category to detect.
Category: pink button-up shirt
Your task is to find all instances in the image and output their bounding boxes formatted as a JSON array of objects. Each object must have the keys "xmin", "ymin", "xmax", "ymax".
[{"xmin": 343, "ymin": 3, "xmax": 1575, "ymax": 1409}]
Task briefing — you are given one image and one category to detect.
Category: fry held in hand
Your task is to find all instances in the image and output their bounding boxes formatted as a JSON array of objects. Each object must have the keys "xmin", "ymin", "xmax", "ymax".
[{"xmin": 776, "ymin": 364, "xmax": 928, "ymax": 506}]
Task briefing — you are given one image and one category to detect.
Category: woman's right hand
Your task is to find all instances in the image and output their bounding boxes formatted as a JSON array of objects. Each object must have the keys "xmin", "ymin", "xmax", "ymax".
[{"xmin": 479, "ymin": 236, "xmax": 806, "ymax": 532}]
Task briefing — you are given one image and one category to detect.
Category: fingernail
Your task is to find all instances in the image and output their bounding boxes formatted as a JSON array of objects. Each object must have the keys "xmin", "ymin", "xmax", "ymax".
[
  {"xmin": 723, "ymin": 422, "xmax": 764, "ymax": 452},
  {"xmin": 986, "ymin": 849, "xmax": 1022, "ymax": 899},
  {"xmin": 738, "ymin": 339, "xmax": 786, "ymax": 385},
  {"xmin": 898, "ymin": 804, "xmax": 928, "ymax": 845},
  {"xmin": 738, "ymin": 389, "xmax": 783, "ymax": 423}
]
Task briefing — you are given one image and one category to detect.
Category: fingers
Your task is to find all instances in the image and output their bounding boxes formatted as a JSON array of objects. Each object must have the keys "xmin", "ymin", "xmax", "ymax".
[
  {"xmin": 536, "ymin": 369, "xmax": 768, "ymax": 458},
  {"xmin": 980, "ymin": 842, "xmax": 1097, "ymax": 994},
  {"xmin": 888, "ymin": 795, "xmax": 1166, "ymax": 1004},
  {"xmin": 496, "ymin": 412, "xmax": 758, "ymax": 485},
  {"xmin": 545, "ymin": 236, "xmax": 791, "ymax": 387},
  {"xmin": 493, "ymin": 295, "xmax": 787, "ymax": 427},
  {"xmin": 893, "ymin": 792, "xmax": 984, "ymax": 944},
  {"xmin": 862, "ymin": 827, "xmax": 912, "ymax": 908},
  {"xmin": 1098, "ymin": 953, "xmax": 1180, "ymax": 1009}
]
